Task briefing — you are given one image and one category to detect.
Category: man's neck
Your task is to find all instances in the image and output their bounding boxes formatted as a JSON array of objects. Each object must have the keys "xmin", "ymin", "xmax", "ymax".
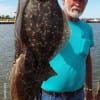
[{"xmin": 69, "ymin": 17, "xmax": 79, "ymax": 22}]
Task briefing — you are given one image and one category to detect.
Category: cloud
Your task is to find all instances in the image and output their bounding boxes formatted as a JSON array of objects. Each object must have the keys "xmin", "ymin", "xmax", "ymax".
[{"xmin": 0, "ymin": 4, "xmax": 17, "ymax": 16}]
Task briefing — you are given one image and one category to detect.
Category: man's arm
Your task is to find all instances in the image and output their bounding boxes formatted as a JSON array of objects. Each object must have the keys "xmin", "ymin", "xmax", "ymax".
[{"xmin": 86, "ymin": 52, "xmax": 93, "ymax": 100}]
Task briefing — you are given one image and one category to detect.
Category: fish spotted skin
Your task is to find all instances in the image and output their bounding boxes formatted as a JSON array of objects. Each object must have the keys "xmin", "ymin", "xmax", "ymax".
[
  {"xmin": 22, "ymin": 0, "xmax": 67, "ymax": 61},
  {"xmin": 10, "ymin": 0, "xmax": 70, "ymax": 100}
]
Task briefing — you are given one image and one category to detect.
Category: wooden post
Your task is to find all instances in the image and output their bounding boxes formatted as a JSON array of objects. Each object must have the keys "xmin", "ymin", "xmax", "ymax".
[{"xmin": 94, "ymin": 81, "xmax": 100, "ymax": 100}]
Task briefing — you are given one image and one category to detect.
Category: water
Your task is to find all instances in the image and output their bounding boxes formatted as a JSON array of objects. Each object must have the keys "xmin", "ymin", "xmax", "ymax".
[
  {"xmin": 0, "ymin": 23, "xmax": 100, "ymax": 99},
  {"xmin": 90, "ymin": 23, "xmax": 100, "ymax": 84},
  {"xmin": 0, "ymin": 24, "xmax": 15, "ymax": 100}
]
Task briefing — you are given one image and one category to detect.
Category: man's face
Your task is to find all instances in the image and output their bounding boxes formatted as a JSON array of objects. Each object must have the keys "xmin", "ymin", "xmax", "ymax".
[{"xmin": 63, "ymin": 0, "xmax": 87, "ymax": 18}]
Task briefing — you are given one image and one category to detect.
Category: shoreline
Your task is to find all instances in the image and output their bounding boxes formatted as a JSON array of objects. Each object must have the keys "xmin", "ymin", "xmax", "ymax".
[
  {"xmin": 0, "ymin": 19, "xmax": 100, "ymax": 24},
  {"xmin": 0, "ymin": 21, "xmax": 14, "ymax": 24}
]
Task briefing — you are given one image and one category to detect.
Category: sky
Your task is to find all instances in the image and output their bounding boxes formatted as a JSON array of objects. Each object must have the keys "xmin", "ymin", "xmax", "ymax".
[{"xmin": 0, "ymin": 0, "xmax": 100, "ymax": 18}]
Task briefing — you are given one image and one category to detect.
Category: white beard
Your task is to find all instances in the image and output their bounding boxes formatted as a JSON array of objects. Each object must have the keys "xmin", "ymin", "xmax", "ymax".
[
  {"xmin": 64, "ymin": 3, "xmax": 83, "ymax": 18},
  {"xmin": 66, "ymin": 8, "xmax": 82, "ymax": 18}
]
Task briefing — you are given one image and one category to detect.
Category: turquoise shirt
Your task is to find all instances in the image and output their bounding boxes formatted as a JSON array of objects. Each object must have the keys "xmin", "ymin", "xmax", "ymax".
[{"xmin": 41, "ymin": 20, "xmax": 94, "ymax": 92}]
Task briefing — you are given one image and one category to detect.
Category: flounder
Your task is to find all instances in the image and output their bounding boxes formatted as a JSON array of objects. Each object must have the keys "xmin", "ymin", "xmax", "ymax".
[{"xmin": 10, "ymin": 0, "xmax": 69, "ymax": 100}]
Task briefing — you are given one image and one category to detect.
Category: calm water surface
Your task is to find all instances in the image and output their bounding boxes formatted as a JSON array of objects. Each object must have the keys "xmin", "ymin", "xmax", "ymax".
[{"xmin": 0, "ymin": 23, "xmax": 100, "ymax": 99}]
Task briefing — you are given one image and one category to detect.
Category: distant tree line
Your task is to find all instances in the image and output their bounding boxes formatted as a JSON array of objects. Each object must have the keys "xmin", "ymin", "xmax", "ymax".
[{"xmin": 0, "ymin": 15, "xmax": 15, "ymax": 19}]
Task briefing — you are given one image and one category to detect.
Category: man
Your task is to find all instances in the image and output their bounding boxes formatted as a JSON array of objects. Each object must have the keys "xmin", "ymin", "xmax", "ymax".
[{"xmin": 41, "ymin": 0, "xmax": 94, "ymax": 100}]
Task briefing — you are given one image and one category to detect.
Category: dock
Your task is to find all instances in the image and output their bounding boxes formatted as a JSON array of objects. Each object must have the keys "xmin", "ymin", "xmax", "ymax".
[
  {"xmin": 82, "ymin": 18, "xmax": 100, "ymax": 23},
  {"xmin": 0, "ymin": 21, "xmax": 14, "ymax": 24},
  {"xmin": 0, "ymin": 20, "xmax": 15, "ymax": 24}
]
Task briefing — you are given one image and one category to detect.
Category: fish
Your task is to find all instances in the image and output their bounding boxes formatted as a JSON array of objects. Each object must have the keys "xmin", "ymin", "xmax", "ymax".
[{"xmin": 10, "ymin": 0, "xmax": 70, "ymax": 100}]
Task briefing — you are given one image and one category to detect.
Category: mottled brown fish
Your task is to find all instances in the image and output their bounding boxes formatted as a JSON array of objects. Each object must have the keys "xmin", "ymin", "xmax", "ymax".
[{"xmin": 10, "ymin": 0, "xmax": 69, "ymax": 100}]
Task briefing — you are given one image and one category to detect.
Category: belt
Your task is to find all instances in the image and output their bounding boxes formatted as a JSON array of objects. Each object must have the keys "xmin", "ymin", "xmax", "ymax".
[{"xmin": 42, "ymin": 87, "xmax": 83, "ymax": 96}]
